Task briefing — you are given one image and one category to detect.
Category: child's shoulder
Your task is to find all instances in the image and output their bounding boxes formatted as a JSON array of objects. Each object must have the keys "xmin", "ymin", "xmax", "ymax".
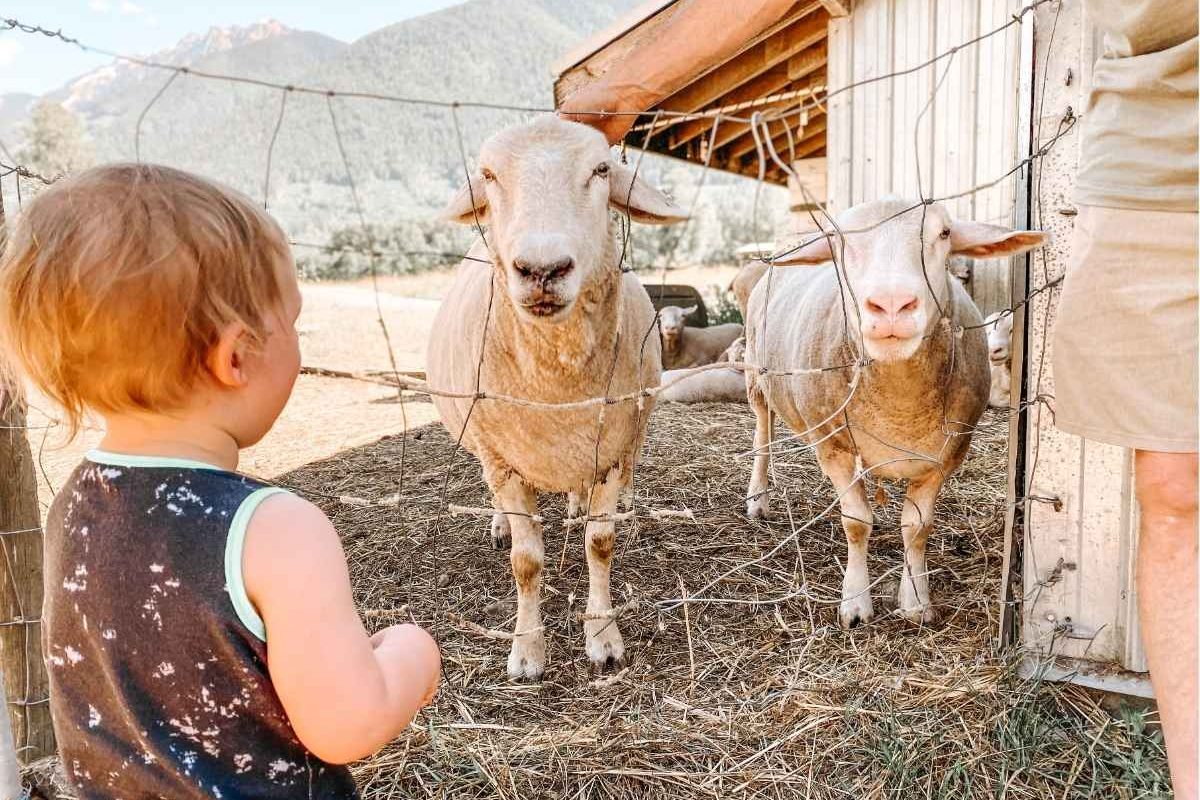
[
  {"xmin": 243, "ymin": 490, "xmax": 341, "ymax": 558},
  {"xmin": 53, "ymin": 453, "xmax": 276, "ymax": 524}
]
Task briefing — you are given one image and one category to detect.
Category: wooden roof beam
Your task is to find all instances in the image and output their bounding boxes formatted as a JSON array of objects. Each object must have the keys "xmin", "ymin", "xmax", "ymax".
[
  {"xmin": 652, "ymin": 9, "xmax": 829, "ymax": 118},
  {"xmin": 788, "ymin": 38, "xmax": 827, "ymax": 81},
  {"xmin": 763, "ymin": 138, "xmax": 827, "ymax": 184},
  {"xmin": 711, "ymin": 90, "xmax": 824, "ymax": 154},
  {"xmin": 701, "ymin": 73, "xmax": 825, "ymax": 151},
  {"xmin": 725, "ymin": 114, "xmax": 827, "ymax": 163},
  {"xmin": 667, "ymin": 38, "xmax": 828, "ymax": 151},
  {"xmin": 818, "ymin": 0, "xmax": 851, "ymax": 16},
  {"xmin": 667, "ymin": 65, "xmax": 792, "ymax": 150}
]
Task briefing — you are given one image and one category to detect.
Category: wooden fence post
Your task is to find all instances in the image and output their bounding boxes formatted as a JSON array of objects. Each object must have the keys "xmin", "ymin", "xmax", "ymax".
[{"xmin": 0, "ymin": 179, "xmax": 55, "ymax": 762}]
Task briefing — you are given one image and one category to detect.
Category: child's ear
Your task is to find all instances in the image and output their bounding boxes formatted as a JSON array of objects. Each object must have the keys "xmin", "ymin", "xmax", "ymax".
[{"xmin": 206, "ymin": 322, "xmax": 251, "ymax": 388}]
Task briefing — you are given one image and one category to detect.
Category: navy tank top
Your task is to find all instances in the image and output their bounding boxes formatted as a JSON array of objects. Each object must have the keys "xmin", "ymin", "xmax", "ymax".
[{"xmin": 43, "ymin": 451, "xmax": 358, "ymax": 799}]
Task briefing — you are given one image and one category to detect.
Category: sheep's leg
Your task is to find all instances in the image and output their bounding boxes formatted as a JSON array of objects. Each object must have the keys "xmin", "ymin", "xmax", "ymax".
[
  {"xmin": 582, "ymin": 467, "xmax": 625, "ymax": 671},
  {"xmin": 490, "ymin": 498, "xmax": 511, "ymax": 550},
  {"xmin": 818, "ymin": 447, "xmax": 874, "ymax": 628},
  {"xmin": 897, "ymin": 471, "xmax": 944, "ymax": 624},
  {"xmin": 495, "ymin": 478, "xmax": 546, "ymax": 680},
  {"xmin": 746, "ymin": 376, "xmax": 774, "ymax": 519},
  {"xmin": 566, "ymin": 492, "xmax": 581, "ymax": 522}
]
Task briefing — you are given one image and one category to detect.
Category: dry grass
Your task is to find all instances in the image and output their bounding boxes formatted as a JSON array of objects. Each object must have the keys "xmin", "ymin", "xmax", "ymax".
[{"xmin": 272, "ymin": 401, "xmax": 1170, "ymax": 800}]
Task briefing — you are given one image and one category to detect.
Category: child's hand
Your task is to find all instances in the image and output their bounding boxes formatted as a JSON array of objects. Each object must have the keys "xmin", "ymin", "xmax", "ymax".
[
  {"xmin": 372, "ymin": 624, "xmax": 441, "ymax": 708},
  {"xmin": 241, "ymin": 493, "xmax": 444, "ymax": 764}
]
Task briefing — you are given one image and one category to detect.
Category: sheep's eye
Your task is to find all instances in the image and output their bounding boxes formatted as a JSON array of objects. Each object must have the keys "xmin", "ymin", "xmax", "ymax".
[
  {"xmin": 939, "ymin": 227, "xmax": 951, "ymax": 240},
  {"xmin": 480, "ymin": 168, "xmax": 496, "ymax": 183},
  {"xmin": 593, "ymin": 162, "xmax": 610, "ymax": 179}
]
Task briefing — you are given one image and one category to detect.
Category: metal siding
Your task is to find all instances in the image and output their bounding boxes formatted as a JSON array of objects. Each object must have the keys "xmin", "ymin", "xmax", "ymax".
[
  {"xmin": 827, "ymin": 15, "xmax": 854, "ymax": 211},
  {"xmin": 932, "ymin": 0, "xmax": 979, "ymax": 220},
  {"xmin": 827, "ymin": 0, "xmax": 1021, "ymax": 315}
]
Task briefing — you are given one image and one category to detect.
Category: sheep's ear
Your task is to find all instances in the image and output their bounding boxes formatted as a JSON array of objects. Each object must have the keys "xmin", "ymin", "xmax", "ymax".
[
  {"xmin": 609, "ymin": 163, "xmax": 687, "ymax": 225},
  {"xmin": 950, "ymin": 221, "xmax": 1048, "ymax": 258},
  {"xmin": 683, "ymin": 305, "xmax": 698, "ymax": 316},
  {"xmin": 440, "ymin": 174, "xmax": 490, "ymax": 225},
  {"xmin": 771, "ymin": 233, "xmax": 833, "ymax": 265}
]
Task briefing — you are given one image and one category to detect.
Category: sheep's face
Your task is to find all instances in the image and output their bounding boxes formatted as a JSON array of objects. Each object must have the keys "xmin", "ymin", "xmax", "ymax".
[
  {"xmin": 985, "ymin": 311, "xmax": 1013, "ymax": 366},
  {"xmin": 773, "ymin": 199, "xmax": 1046, "ymax": 364},
  {"xmin": 948, "ymin": 257, "xmax": 973, "ymax": 286},
  {"xmin": 658, "ymin": 305, "xmax": 695, "ymax": 349},
  {"xmin": 441, "ymin": 117, "xmax": 686, "ymax": 323}
]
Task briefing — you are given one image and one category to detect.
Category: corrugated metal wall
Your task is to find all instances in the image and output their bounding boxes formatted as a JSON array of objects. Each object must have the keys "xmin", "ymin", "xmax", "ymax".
[{"xmin": 826, "ymin": 0, "xmax": 1024, "ymax": 316}]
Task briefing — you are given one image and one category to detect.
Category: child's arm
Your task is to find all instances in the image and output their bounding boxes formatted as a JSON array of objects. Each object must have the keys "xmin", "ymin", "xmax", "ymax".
[{"xmin": 242, "ymin": 492, "xmax": 441, "ymax": 764}]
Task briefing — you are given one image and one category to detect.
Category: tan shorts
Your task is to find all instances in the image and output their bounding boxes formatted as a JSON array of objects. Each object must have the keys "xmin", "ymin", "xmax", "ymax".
[{"xmin": 1053, "ymin": 205, "xmax": 1198, "ymax": 453}]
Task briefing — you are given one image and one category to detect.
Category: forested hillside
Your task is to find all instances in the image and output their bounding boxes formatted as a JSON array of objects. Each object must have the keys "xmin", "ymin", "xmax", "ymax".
[{"xmin": 6, "ymin": 0, "xmax": 787, "ymax": 274}]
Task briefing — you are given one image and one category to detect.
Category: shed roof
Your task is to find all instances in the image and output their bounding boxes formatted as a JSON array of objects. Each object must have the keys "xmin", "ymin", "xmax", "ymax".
[{"xmin": 553, "ymin": 1, "xmax": 844, "ymax": 185}]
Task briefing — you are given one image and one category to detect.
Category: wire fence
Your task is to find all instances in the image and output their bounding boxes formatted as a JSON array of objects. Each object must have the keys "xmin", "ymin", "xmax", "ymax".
[{"xmin": 0, "ymin": 1, "xmax": 1094, "ymax": 789}]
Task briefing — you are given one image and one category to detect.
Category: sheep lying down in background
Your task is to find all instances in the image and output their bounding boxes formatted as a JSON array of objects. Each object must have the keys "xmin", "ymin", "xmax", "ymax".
[
  {"xmin": 658, "ymin": 336, "xmax": 748, "ymax": 403},
  {"xmin": 984, "ymin": 310, "xmax": 1014, "ymax": 408},
  {"xmin": 658, "ymin": 304, "xmax": 743, "ymax": 369}
]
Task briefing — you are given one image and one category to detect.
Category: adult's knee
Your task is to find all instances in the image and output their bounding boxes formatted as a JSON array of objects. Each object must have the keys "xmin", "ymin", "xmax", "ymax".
[{"xmin": 1136, "ymin": 451, "xmax": 1198, "ymax": 519}]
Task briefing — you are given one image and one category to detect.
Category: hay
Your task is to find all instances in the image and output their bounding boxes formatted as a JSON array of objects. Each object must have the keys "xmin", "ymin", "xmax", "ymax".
[{"xmin": 274, "ymin": 402, "xmax": 1169, "ymax": 800}]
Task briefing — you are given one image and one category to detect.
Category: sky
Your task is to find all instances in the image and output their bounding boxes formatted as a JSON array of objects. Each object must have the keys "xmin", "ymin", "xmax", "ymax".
[{"xmin": 0, "ymin": 1, "xmax": 467, "ymax": 95}]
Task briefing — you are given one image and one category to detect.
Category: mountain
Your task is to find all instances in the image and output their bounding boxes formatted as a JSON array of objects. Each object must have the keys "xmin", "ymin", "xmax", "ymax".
[
  {"xmin": 8, "ymin": 0, "xmax": 786, "ymax": 266},
  {"xmin": 11, "ymin": 1, "xmax": 647, "ymax": 235},
  {"xmin": 0, "ymin": 92, "xmax": 36, "ymax": 152},
  {"xmin": 50, "ymin": 20, "xmax": 342, "ymax": 119}
]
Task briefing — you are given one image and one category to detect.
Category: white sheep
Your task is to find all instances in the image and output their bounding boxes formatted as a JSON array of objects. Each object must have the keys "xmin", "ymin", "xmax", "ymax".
[
  {"xmin": 658, "ymin": 304, "xmax": 744, "ymax": 369},
  {"xmin": 948, "ymin": 256, "xmax": 973, "ymax": 288},
  {"xmin": 984, "ymin": 310, "xmax": 1014, "ymax": 408},
  {"xmin": 744, "ymin": 198, "xmax": 1045, "ymax": 627},
  {"xmin": 426, "ymin": 117, "xmax": 685, "ymax": 680},
  {"xmin": 658, "ymin": 336, "xmax": 747, "ymax": 403},
  {"xmin": 729, "ymin": 260, "xmax": 769, "ymax": 316}
]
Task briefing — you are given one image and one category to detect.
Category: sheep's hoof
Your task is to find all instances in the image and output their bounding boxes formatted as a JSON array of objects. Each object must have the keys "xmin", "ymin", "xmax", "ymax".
[
  {"xmin": 896, "ymin": 604, "xmax": 939, "ymax": 626},
  {"xmin": 746, "ymin": 497, "xmax": 771, "ymax": 520},
  {"xmin": 507, "ymin": 634, "xmax": 545, "ymax": 681},
  {"xmin": 584, "ymin": 620, "xmax": 625, "ymax": 673},
  {"xmin": 839, "ymin": 595, "xmax": 875, "ymax": 630},
  {"xmin": 490, "ymin": 513, "xmax": 511, "ymax": 551}
]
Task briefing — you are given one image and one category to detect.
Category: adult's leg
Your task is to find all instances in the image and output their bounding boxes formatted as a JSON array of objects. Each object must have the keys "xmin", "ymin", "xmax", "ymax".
[{"xmin": 1135, "ymin": 450, "xmax": 1197, "ymax": 800}]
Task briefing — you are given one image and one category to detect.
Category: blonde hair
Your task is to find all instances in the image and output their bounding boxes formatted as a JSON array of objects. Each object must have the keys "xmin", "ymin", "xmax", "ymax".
[{"xmin": 0, "ymin": 163, "xmax": 292, "ymax": 437}]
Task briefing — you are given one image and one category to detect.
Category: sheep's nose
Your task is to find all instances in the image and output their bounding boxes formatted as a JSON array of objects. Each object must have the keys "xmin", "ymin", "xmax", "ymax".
[
  {"xmin": 513, "ymin": 257, "xmax": 574, "ymax": 282},
  {"xmin": 865, "ymin": 293, "xmax": 919, "ymax": 318}
]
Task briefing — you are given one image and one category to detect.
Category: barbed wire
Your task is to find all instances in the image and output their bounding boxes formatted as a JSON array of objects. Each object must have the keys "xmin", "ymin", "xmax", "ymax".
[{"xmin": 0, "ymin": 163, "xmax": 56, "ymax": 186}]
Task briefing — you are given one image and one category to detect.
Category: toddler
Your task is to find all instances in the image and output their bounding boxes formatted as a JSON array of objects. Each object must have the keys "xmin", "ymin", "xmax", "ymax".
[{"xmin": 0, "ymin": 163, "xmax": 441, "ymax": 798}]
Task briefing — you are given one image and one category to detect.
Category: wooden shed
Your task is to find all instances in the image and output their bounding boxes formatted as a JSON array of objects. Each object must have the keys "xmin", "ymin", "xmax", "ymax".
[{"xmin": 555, "ymin": 0, "xmax": 1152, "ymax": 697}]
